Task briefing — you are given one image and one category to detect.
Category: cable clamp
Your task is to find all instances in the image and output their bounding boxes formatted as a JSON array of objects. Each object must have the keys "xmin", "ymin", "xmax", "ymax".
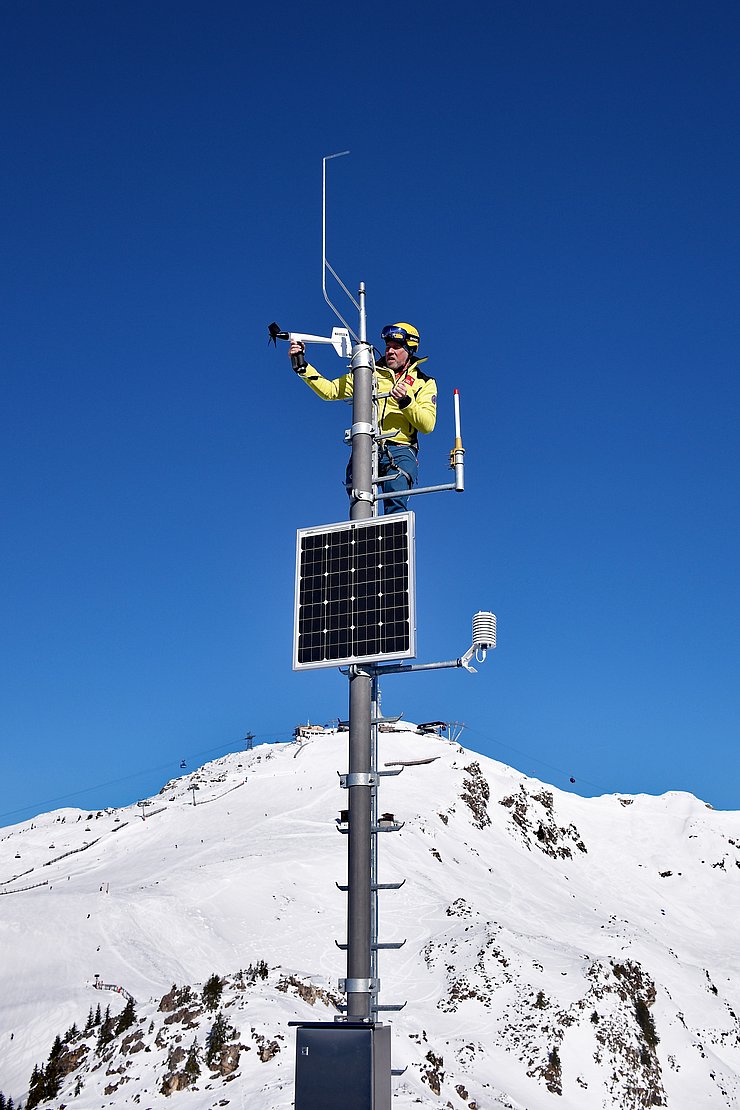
[
  {"xmin": 351, "ymin": 489, "xmax": 374, "ymax": 503},
  {"xmin": 339, "ymin": 772, "xmax": 378, "ymax": 789},
  {"xmin": 339, "ymin": 977, "xmax": 379, "ymax": 995},
  {"xmin": 351, "ymin": 421, "xmax": 374, "ymax": 437}
]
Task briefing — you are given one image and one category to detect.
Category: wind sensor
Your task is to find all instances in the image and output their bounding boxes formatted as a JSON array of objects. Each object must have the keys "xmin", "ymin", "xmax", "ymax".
[{"xmin": 268, "ymin": 321, "xmax": 352, "ymax": 366}]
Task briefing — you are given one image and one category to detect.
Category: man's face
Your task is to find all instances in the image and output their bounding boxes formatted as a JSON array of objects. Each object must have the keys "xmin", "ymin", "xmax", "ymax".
[{"xmin": 385, "ymin": 340, "xmax": 409, "ymax": 372}]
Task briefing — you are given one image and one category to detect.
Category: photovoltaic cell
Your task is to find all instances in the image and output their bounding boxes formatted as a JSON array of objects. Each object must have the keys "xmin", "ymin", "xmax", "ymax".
[{"xmin": 293, "ymin": 513, "xmax": 416, "ymax": 670}]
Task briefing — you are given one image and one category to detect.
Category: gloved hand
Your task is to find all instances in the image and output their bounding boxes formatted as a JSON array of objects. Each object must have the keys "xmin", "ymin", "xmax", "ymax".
[{"xmin": 288, "ymin": 340, "xmax": 307, "ymax": 373}]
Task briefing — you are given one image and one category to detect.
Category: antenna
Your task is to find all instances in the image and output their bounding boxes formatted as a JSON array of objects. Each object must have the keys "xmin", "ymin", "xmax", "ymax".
[{"xmin": 322, "ymin": 152, "xmax": 359, "ymax": 341}]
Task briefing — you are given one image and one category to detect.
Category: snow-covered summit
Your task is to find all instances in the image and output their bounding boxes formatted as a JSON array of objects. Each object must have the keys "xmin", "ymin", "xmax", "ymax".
[{"xmin": 2, "ymin": 724, "xmax": 740, "ymax": 1108}]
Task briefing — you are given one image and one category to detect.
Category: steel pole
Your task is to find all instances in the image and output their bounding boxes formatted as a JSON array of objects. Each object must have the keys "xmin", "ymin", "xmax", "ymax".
[{"xmin": 347, "ymin": 281, "xmax": 374, "ymax": 1020}]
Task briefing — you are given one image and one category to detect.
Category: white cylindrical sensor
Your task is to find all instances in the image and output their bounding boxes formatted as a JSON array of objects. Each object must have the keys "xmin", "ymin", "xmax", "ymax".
[{"xmin": 472, "ymin": 611, "xmax": 496, "ymax": 651}]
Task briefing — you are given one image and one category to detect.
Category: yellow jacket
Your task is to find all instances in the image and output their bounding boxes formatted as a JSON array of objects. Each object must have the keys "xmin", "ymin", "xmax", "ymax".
[{"xmin": 299, "ymin": 356, "xmax": 438, "ymax": 448}]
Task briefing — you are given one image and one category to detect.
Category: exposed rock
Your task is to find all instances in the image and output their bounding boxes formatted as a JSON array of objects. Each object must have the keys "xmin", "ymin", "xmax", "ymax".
[
  {"xmin": 56, "ymin": 1042, "xmax": 89, "ymax": 1080},
  {"xmin": 163, "ymin": 1005, "xmax": 202, "ymax": 1028},
  {"xmin": 421, "ymin": 1049, "xmax": 445, "ymax": 1096},
  {"xmin": 252, "ymin": 1031, "xmax": 280, "ymax": 1063},
  {"xmin": 460, "ymin": 763, "xmax": 491, "ymax": 829},
  {"xmin": 275, "ymin": 974, "xmax": 340, "ymax": 1009},
  {"xmin": 159, "ymin": 985, "xmax": 193, "ymax": 1013},
  {"xmin": 160, "ymin": 1069, "xmax": 191, "ymax": 1096},
  {"xmin": 446, "ymin": 897, "xmax": 474, "ymax": 919},
  {"xmin": 542, "ymin": 1046, "xmax": 562, "ymax": 1096},
  {"xmin": 585, "ymin": 959, "xmax": 666, "ymax": 1107},
  {"xmin": 500, "ymin": 786, "xmax": 587, "ymax": 858},
  {"xmin": 167, "ymin": 1046, "xmax": 186, "ymax": 1071},
  {"xmin": 121, "ymin": 1029, "xmax": 146, "ymax": 1054},
  {"xmin": 218, "ymin": 1043, "xmax": 241, "ymax": 1074}
]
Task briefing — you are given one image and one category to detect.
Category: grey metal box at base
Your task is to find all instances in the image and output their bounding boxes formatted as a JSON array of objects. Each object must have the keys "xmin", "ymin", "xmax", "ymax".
[{"xmin": 294, "ymin": 1023, "xmax": 391, "ymax": 1110}]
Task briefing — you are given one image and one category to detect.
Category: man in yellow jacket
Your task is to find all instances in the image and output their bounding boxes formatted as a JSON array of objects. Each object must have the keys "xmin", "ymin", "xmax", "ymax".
[{"xmin": 289, "ymin": 322, "xmax": 437, "ymax": 514}]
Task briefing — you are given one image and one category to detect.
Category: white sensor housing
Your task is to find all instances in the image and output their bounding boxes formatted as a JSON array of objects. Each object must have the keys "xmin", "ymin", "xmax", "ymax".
[{"xmin": 472, "ymin": 611, "xmax": 496, "ymax": 652}]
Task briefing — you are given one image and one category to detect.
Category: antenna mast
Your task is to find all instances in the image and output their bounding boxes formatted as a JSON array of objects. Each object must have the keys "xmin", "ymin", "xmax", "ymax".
[{"xmin": 322, "ymin": 151, "xmax": 359, "ymax": 341}]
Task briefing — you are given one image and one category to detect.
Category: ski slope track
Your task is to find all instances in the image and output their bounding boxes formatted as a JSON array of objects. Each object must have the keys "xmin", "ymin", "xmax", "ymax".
[{"xmin": 2, "ymin": 725, "xmax": 740, "ymax": 1109}]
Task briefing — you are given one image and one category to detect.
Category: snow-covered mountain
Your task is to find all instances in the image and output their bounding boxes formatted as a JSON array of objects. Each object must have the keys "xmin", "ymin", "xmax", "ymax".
[{"xmin": 2, "ymin": 724, "xmax": 740, "ymax": 1109}]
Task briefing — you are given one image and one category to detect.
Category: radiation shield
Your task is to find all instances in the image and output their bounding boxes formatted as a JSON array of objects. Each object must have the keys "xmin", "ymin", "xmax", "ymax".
[{"xmin": 293, "ymin": 513, "xmax": 417, "ymax": 671}]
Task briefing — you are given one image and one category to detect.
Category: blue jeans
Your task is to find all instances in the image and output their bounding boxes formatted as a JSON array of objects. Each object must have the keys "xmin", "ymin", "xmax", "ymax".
[{"xmin": 345, "ymin": 443, "xmax": 418, "ymax": 515}]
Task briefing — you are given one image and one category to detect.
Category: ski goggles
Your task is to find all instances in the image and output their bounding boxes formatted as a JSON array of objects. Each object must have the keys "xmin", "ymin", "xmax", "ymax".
[{"xmin": 381, "ymin": 325, "xmax": 415, "ymax": 347}]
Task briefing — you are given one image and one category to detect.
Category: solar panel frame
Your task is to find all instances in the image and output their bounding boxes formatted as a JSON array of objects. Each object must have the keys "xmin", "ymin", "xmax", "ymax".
[{"xmin": 293, "ymin": 512, "xmax": 417, "ymax": 671}]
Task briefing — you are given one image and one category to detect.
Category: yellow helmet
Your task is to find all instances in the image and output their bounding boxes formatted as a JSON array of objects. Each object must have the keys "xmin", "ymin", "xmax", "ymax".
[{"xmin": 381, "ymin": 322, "xmax": 420, "ymax": 353}]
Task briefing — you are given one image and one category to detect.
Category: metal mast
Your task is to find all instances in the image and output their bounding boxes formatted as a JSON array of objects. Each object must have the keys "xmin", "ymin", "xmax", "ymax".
[
  {"xmin": 346, "ymin": 282, "xmax": 375, "ymax": 1020},
  {"xmin": 286, "ymin": 153, "xmax": 495, "ymax": 1110}
]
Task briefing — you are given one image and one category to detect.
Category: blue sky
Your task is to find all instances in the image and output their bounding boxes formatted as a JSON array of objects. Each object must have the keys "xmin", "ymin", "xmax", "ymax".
[{"xmin": 2, "ymin": 0, "xmax": 739, "ymax": 826}]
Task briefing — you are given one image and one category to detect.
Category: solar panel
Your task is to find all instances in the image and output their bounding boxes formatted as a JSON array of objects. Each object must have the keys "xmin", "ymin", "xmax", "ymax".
[{"xmin": 293, "ymin": 513, "xmax": 416, "ymax": 670}]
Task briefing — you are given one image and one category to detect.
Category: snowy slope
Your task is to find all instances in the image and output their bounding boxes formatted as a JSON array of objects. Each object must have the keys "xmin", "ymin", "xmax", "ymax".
[{"xmin": 2, "ymin": 725, "xmax": 740, "ymax": 1109}]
